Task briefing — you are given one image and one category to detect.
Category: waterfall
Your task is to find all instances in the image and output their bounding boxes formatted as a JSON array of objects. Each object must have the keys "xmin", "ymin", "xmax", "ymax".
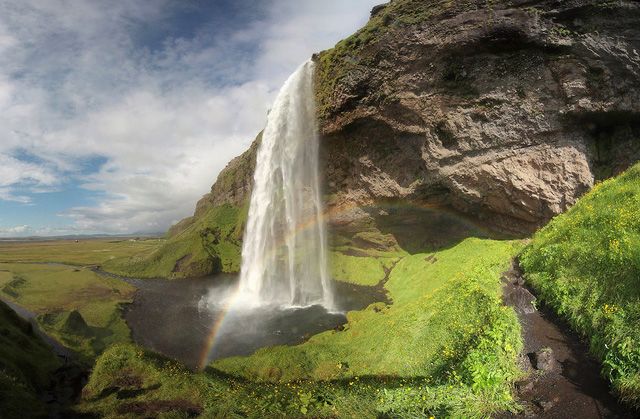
[{"xmin": 237, "ymin": 60, "xmax": 333, "ymax": 310}]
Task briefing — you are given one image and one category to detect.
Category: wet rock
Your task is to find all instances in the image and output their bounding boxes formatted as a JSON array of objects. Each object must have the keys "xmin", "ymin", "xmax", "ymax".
[
  {"xmin": 534, "ymin": 397, "xmax": 557, "ymax": 411},
  {"xmin": 504, "ymin": 286, "xmax": 537, "ymax": 315},
  {"xmin": 532, "ymin": 348, "xmax": 555, "ymax": 372},
  {"xmin": 515, "ymin": 379, "xmax": 534, "ymax": 393}
]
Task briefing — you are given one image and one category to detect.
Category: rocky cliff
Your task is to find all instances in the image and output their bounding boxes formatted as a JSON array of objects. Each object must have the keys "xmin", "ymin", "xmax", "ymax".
[
  {"xmin": 316, "ymin": 0, "xmax": 640, "ymax": 234},
  {"xmin": 161, "ymin": 0, "xmax": 640, "ymax": 276}
]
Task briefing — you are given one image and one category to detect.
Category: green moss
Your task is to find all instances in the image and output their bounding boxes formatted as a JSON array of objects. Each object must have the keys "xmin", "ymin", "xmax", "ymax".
[
  {"xmin": 0, "ymin": 300, "xmax": 61, "ymax": 418},
  {"xmin": 520, "ymin": 163, "xmax": 640, "ymax": 408},
  {"xmin": 103, "ymin": 203, "xmax": 248, "ymax": 279}
]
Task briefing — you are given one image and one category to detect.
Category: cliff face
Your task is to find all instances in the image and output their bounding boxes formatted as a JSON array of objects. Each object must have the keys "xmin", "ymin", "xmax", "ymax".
[
  {"xmin": 163, "ymin": 0, "xmax": 640, "ymax": 276},
  {"xmin": 316, "ymin": 0, "xmax": 640, "ymax": 234}
]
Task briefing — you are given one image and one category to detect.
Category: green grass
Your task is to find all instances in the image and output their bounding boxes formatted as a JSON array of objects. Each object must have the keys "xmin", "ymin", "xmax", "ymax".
[
  {"xmin": 520, "ymin": 163, "xmax": 640, "ymax": 408},
  {"xmin": 0, "ymin": 263, "xmax": 135, "ymax": 362},
  {"xmin": 0, "ymin": 300, "xmax": 61, "ymax": 418},
  {"xmin": 214, "ymin": 239, "xmax": 522, "ymax": 380},
  {"xmin": 329, "ymin": 251, "xmax": 398, "ymax": 286},
  {"xmin": 0, "ymin": 238, "xmax": 161, "ymax": 266},
  {"xmin": 103, "ymin": 203, "xmax": 247, "ymax": 279},
  {"xmin": 79, "ymin": 237, "xmax": 524, "ymax": 418}
]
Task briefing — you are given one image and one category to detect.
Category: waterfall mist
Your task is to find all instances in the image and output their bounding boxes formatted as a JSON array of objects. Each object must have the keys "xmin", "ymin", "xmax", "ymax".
[{"xmin": 237, "ymin": 60, "xmax": 333, "ymax": 310}]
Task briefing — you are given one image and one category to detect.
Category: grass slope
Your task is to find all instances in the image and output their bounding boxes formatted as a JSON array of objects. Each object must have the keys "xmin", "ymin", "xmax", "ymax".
[
  {"xmin": 103, "ymin": 203, "xmax": 247, "ymax": 279},
  {"xmin": 520, "ymin": 163, "xmax": 640, "ymax": 407},
  {"xmin": 80, "ymin": 237, "xmax": 524, "ymax": 418},
  {"xmin": 0, "ymin": 263, "xmax": 135, "ymax": 362},
  {"xmin": 0, "ymin": 300, "xmax": 61, "ymax": 418}
]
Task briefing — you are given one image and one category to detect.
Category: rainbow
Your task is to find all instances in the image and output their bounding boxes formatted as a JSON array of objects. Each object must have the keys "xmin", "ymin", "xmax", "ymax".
[
  {"xmin": 197, "ymin": 285, "xmax": 240, "ymax": 370},
  {"xmin": 196, "ymin": 200, "xmax": 477, "ymax": 370}
]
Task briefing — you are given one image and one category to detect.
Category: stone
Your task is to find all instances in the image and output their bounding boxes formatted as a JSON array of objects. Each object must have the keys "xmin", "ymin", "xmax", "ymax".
[
  {"xmin": 171, "ymin": 0, "xmax": 640, "ymax": 244},
  {"xmin": 532, "ymin": 347, "xmax": 555, "ymax": 372},
  {"xmin": 504, "ymin": 286, "xmax": 537, "ymax": 315},
  {"xmin": 370, "ymin": 4, "xmax": 387, "ymax": 18}
]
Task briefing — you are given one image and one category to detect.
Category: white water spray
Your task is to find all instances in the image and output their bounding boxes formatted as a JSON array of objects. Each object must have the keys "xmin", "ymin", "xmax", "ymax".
[{"xmin": 237, "ymin": 60, "xmax": 333, "ymax": 309}]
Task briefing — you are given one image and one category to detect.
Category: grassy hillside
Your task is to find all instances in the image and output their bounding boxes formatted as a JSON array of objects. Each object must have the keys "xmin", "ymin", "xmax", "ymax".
[
  {"xmin": 103, "ymin": 203, "xmax": 247, "ymax": 279},
  {"xmin": 0, "ymin": 263, "xmax": 135, "ymax": 362},
  {"xmin": 0, "ymin": 300, "xmax": 61, "ymax": 418},
  {"xmin": 80, "ymin": 237, "xmax": 525, "ymax": 418},
  {"xmin": 520, "ymin": 163, "xmax": 640, "ymax": 407}
]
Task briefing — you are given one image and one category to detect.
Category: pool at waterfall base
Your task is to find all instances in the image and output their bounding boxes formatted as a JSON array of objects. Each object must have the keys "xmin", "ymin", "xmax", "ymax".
[{"xmin": 122, "ymin": 274, "xmax": 386, "ymax": 370}]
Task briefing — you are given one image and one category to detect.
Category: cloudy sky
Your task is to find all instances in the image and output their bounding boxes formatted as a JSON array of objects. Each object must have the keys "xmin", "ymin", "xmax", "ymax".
[{"xmin": 0, "ymin": 0, "xmax": 380, "ymax": 237}]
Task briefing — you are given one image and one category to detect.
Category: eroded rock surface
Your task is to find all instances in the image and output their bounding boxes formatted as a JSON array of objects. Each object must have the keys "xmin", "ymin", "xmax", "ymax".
[{"xmin": 316, "ymin": 0, "xmax": 640, "ymax": 234}]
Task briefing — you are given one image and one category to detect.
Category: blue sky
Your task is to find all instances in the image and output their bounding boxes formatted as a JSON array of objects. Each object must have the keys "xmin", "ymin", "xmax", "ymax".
[{"xmin": 0, "ymin": 0, "xmax": 381, "ymax": 237}]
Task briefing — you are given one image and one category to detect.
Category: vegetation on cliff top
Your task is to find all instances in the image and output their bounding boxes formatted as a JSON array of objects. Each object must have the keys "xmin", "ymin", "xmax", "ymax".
[
  {"xmin": 315, "ymin": 0, "xmax": 486, "ymax": 117},
  {"xmin": 520, "ymin": 162, "xmax": 640, "ymax": 408}
]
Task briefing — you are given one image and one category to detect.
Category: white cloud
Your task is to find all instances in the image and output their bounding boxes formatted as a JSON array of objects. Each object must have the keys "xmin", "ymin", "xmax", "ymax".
[
  {"xmin": 0, "ymin": 224, "xmax": 31, "ymax": 235},
  {"xmin": 0, "ymin": 0, "xmax": 381, "ymax": 234},
  {"xmin": 0, "ymin": 189, "xmax": 31, "ymax": 204}
]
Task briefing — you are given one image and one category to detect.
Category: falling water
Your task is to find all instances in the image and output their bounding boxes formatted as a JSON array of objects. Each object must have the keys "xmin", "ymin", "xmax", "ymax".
[{"xmin": 237, "ymin": 60, "xmax": 333, "ymax": 309}]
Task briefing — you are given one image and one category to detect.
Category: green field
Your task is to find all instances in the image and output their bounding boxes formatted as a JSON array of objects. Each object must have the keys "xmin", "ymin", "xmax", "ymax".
[
  {"xmin": 0, "ymin": 262, "xmax": 135, "ymax": 361},
  {"xmin": 102, "ymin": 204, "xmax": 247, "ymax": 279},
  {"xmin": 520, "ymin": 163, "xmax": 640, "ymax": 407},
  {"xmin": 3, "ymin": 163, "xmax": 639, "ymax": 417},
  {"xmin": 0, "ymin": 206, "xmax": 528, "ymax": 417},
  {"xmin": 0, "ymin": 238, "xmax": 161, "ymax": 266}
]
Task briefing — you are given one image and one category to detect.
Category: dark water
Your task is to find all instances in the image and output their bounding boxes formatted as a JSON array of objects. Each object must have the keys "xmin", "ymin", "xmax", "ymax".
[{"xmin": 121, "ymin": 275, "xmax": 385, "ymax": 369}]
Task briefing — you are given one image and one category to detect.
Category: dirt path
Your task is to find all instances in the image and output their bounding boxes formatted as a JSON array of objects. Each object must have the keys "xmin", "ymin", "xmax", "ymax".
[{"xmin": 499, "ymin": 261, "xmax": 638, "ymax": 419}]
